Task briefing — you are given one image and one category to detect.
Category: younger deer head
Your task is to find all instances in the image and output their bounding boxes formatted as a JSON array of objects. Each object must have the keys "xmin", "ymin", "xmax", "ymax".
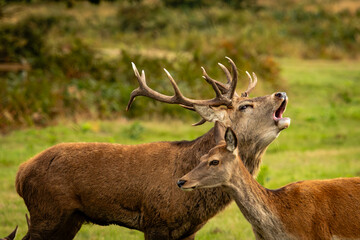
[
  {"xmin": 127, "ymin": 57, "xmax": 290, "ymax": 174},
  {"xmin": 177, "ymin": 128, "xmax": 240, "ymax": 190}
]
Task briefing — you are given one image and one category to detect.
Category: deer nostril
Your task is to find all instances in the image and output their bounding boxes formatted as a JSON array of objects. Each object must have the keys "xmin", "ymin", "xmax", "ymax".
[
  {"xmin": 275, "ymin": 92, "xmax": 287, "ymax": 99},
  {"xmin": 177, "ymin": 180, "xmax": 187, "ymax": 188}
]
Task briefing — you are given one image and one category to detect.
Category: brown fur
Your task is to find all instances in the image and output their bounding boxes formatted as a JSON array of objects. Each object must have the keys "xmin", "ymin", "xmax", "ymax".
[
  {"xmin": 16, "ymin": 93, "xmax": 288, "ymax": 240},
  {"xmin": 180, "ymin": 128, "xmax": 360, "ymax": 240}
]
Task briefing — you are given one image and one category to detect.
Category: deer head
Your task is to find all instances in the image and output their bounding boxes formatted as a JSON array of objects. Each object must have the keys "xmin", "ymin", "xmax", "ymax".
[
  {"xmin": 0, "ymin": 226, "xmax": 18, "ymax": 240},
  {"xmin": 127, "ymin": 57, "xmax": 290, "ymax": 174},
  {"xmin": 177, "ymin": 127, "xmax": 240, "ymax": 190}
]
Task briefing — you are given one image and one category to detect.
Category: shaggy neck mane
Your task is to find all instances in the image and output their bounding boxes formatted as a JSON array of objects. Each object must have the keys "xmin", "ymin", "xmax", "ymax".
[{"xmin": 223, "ymin": 161, "xmax": 289, "ymax": 240}]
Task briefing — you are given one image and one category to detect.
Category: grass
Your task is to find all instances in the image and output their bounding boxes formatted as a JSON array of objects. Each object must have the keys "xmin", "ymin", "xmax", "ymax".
[{"xmin": 1, "ymin": 58, "xmax": 360, "ymax": 239}]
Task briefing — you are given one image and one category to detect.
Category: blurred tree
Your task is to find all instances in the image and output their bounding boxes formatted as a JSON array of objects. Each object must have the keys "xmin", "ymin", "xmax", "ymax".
[
  {"xmin": 162, "ymin": 0, "xmax": 257, "ymax": 8},
  {"xmin": 223, "ymin": 0, "xmax": 257, "ymax": 9},
  {"xmin": 0, "ymin": 0, "xmax": 5, "ymax": 19},
  {"xmin": 88, "ymin": 0, "xmax": 101, "ymax": 4},
  {"xmin": 66, "ymin": 0, "xmax": 74, "ymax": 8}
]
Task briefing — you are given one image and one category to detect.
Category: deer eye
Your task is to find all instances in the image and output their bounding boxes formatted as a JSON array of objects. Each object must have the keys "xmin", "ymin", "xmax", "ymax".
[
  {"xmin": 238, "ymin": 104, "xmax": 253, "ymax": 111},
  {"xmin": 209, "ymin": 160, "xmax": 219, "ymax": 166}
]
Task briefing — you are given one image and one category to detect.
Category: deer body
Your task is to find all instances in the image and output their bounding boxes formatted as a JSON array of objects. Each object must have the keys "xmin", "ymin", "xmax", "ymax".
[
  {"xmin": 179, "ymin": 129, "xmax": 360, "ymax": 240},
  {"xmin": 225, "ymin": 166, "xmax": 360, "ymax": 239},
  {"xmin": 17, "ymin": 130, "xmax": 232, "ymax": 239},
  {"xmin": 16, "ymin": 58, "xmax": 290, "ymax": 239}
]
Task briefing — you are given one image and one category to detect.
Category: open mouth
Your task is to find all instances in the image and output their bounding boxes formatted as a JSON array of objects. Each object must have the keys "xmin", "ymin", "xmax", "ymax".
[
  {"xmin": 274, "ymin": 98, "xmax": 287, "ymax": 120},
  {"xmin": 273, "ymin": 98, "xmax": 291, "ymax": 130}
]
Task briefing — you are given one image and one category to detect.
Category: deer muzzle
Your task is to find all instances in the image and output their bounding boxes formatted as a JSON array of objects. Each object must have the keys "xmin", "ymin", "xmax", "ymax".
[{"xmin": 273, "ymin": 92, "xmax": 291, "ymax": 130}]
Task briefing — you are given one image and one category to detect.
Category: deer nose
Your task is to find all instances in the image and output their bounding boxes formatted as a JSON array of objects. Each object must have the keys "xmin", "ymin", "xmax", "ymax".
[
  {"xmin": 177, "ymin": 180, "xmax": 187, "ymax": 188},
  {"xmin": 275, "ymin": 92, "xmax": 287, "ymax": 99}
]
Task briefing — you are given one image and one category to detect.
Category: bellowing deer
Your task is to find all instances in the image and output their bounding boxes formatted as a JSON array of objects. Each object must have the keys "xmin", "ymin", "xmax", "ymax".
[
  {"xmin": 0, "ymin": 226, "xmax": 18, "ymax": 240},
  {"xmin": 178, "ymin": 128, "xmax": 360, "ymax": 240},
  {"xmin": 16, "ymin": 57, "xmax": 290, "ymax": 240}
]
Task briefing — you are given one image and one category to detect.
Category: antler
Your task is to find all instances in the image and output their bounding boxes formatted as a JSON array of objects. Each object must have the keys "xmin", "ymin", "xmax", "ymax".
[
  {"xmin": 126, "ymin": 57, "xmax": 258, "ymax": 125},
  {"xmin": 26, "ymin": 214, "xmax": 31, "ymax": 229},
  {"xmin": 241, "ymin": 71, "xmax": 258, "ymax": 97},
  {"xmin": 2, "ymin": 226, "xmax": 18, "ymax": 240},
  {"xmin": 126, "ymin": 58, "xmax": 238, "ymax": 111},
  {"xmin": 202, "ymin": 56, "xmax": 238, "ymax": 99}
]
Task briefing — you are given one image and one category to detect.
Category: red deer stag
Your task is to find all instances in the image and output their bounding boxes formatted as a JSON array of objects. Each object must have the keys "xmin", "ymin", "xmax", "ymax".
[
  {"xmin": 178, "ymin": 128, "xmax": 360, "ymax": 240},
  {"xmin": 0, "ymin": 226, "xmax": 18, "ymax": 240},
  {"xmin": 16, "ymin": 57, "xmax": 290, "ymax": 240}
]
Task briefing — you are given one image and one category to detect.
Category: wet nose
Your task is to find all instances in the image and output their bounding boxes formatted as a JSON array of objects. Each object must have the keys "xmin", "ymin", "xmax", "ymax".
[
  {"xmin": 275, "ymin": 92, "xmax": 287, "ymax": 99},
  {"xmin": 177, "ymin": 180, "xmax": 187, "ymax": 188}
]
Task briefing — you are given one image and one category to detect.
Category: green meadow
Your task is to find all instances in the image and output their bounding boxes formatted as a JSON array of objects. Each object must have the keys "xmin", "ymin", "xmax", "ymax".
[
  {"xmin": 1, "ymin": 58, "xmax": 359, "ymax": 239},
  {"xmin": 1, "ymin": 0, "xmax": 360, "ymax": 238}
]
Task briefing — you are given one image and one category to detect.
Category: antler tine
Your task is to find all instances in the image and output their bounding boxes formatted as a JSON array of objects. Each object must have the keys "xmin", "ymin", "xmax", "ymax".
[
  {"xmin": 126, "ymin": 63, "xmax": 146, "ymax": 111},
  {"xmin": 225, "ymin": 57, "xmax": 238, "ymax": 99},
  {"xmin": 179, "ymin": 104, "xmax": 195, "ymax": 111},
  {"xmin": 164, "ymin": 68, "xmax": 232, "ymax": 106},
  {"xmin": 217, "ymin": 63, "xmax": 232, "ymax": 85},
  {"xmin": 201, "ymin": 58, "xmax": 239, "ymax": 99},
  {"xmin": 26, "ymin": 214, "xmax": 31, "ymax": 228},
  {"xmin": 127, "ymin": 63, "xmax": 175, "ymax": 111},
  {"xmin": 201, "ymin": 72, "xmax": 229, "ymax": 95},
  {"xmin": 179, "ymin": 104, "xmax": 207, "ymax": 126},
  {"xmin": 131, "ymin": 62, "xmax": 141, "ymax": 79},
  {"xmin": 201, "ymin": 67, "xmax": 222, "ymax": 98},
  {"xmin": 213, "ymin": 58, "xmax": 239, "ymax": 99},
  {"xmin": 252, "ymin": 72, "xmax": 258, "ymax": 88},
  {"xmin": 241, "ymin": 71, "xmax": 258, "ymax": 97},
  {"xmin": 163, "ymin": 68, "xmax": 185, "ymax": 100},
  {"xmin": 192, "ymin": 118, "xmax": 207, "ymax": 126},
  {"xmin": 4, "ymin": 226, "xmax": 18, "ymax": 240}
]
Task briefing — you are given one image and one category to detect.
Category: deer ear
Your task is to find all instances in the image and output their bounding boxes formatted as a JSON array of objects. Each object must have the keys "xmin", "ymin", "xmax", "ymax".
[
  {"xmin": 214, "ymin": 121, "xmax": 226, "ymax": 144},
  {"xmin": 194, "ymin": 105, "xmax": 230, "ymax": 125},
  {"xmin": 225, "ymin": 127, "xmax": 237, "ymax": 152}
]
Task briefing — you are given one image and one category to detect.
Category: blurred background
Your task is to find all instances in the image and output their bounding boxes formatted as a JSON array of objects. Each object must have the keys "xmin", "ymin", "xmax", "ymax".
[
  {"xmin": 1, "ymin": 0, "xmax": 359, "ymax": 130},
  {"xmin": 0, "ymin": 0, "xmax": 360, "ymax": 239}
]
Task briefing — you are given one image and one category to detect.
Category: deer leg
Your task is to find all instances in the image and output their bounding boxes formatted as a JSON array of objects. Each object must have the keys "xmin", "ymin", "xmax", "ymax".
[
  {"xmin": 180, "ymin": 233, "xmax": 196, "ymax": 240},
  {"xmin": 26, "ymin": 210, "xmax": 84, "ymax": 240},
  {"xmin": 144, "ymin": 228, "xmax": 170, "ymax": 240},
  {"xmin": 178, "ymin": 222, "xmax": 206, "ymax": 240}
]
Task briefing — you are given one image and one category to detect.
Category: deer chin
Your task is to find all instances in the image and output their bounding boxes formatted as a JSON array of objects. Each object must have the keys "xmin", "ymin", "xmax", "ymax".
[{"xmin": 273, "ymin": 98, "xmax": 290, "ymax": 130}]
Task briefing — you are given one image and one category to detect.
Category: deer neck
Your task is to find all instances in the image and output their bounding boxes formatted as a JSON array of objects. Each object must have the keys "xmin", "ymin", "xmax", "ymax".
[
  {"xmin": 237, "ymin": 138, "xmax": 268, "ymax": 176},
  {"xmin": 224, "ymin": 162, "xmax": 287, "ymax": 239},
  {"xmin": 181, "ymin": 124, "xmax": 266, "ymax": 177}
]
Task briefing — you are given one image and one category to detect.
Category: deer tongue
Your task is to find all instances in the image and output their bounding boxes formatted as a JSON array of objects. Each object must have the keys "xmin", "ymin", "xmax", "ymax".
[
  {"xmin": 276, "ymin": 117, "xmax": 291, "ymax": 130},
  {"xmin": 274, "ymin": 99, "xmax": 290, "ymax": 130}
]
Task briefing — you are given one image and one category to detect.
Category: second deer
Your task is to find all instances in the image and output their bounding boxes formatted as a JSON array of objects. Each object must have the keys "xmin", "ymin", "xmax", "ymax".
[{"xmin": 178, "ymin": 128, "xmax": 360, "ymax": 240}]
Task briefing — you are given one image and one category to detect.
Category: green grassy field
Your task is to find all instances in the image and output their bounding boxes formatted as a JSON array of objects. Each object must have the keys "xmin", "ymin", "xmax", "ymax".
[{"xmin": 1, "ymin": 58, "xmax": 360, "ymax": 239}]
